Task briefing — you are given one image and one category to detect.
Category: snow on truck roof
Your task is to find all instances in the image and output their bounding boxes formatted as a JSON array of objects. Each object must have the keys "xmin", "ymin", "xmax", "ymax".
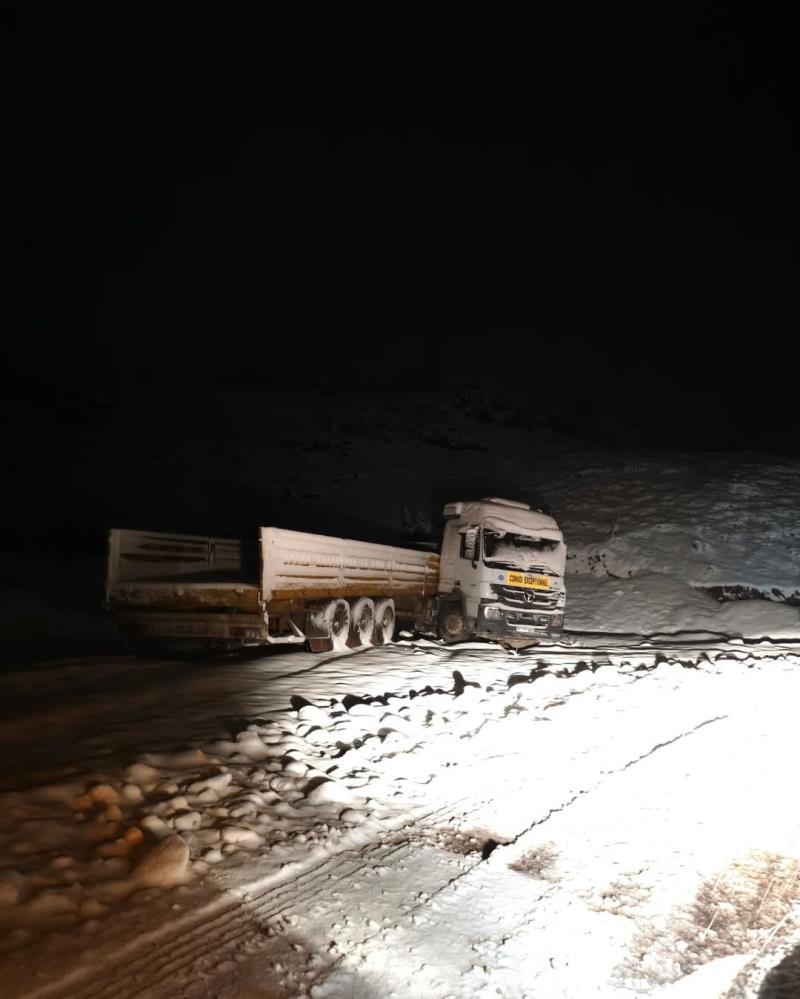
[{"xmin": 442, "ymin": 499, "xmax": 562, "ymax": 538}]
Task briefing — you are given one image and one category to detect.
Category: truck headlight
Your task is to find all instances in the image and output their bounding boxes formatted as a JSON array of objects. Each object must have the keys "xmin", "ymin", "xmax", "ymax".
[{"xmin": 483, "ymin": 606, "xmax": 503, "ymax": 621}]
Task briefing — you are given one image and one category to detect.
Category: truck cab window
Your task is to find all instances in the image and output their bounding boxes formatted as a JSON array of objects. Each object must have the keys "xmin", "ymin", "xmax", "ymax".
[{"xmin": 483, "ymin": 530, "xmax": 560, "ymax": 572}]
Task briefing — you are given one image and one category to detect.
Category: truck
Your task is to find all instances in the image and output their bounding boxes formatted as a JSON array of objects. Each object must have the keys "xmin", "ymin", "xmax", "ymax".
[{"xmin": 105, "ymin": 498, "xmax": 566, "ymax": 652}]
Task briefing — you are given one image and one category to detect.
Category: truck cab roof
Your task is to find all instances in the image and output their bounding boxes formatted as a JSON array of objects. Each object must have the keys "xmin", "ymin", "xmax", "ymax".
[{"xmin": 442, "ymin": 499, "xmax": 562, "ymax": 539}]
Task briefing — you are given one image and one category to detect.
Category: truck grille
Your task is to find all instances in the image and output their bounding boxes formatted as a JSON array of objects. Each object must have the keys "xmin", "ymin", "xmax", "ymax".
[
  {"xmin": 491, "ymin": 583, "xmax": 560, "ymax": 610},
  {"xmin": 506, "ymin": 612, "xmax": 551, "ymax": 627}
]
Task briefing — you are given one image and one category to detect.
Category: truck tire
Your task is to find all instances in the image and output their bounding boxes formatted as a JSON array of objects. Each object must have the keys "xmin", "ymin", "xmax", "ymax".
[
  {"xmin": 349, "ymin": 598, "xmax": 375, "ymax": 647},
  {"xmin": 373, "ymin": 599, "xmax": 396, "ymax": 645},
  {"xmin": 438, "ymin": 600, "xmax": 468, "ymax": 643},
  {"xmin": 325, "ymin": 599, "xmax": 351, "ymax": 651}
]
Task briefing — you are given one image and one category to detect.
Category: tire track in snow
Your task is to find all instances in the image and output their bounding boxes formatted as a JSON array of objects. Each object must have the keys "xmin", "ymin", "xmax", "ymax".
[
  {"xmin": 12, "ymin": 654, "xmax": 734, "ymax": 999},
  {"xmin": 39, "ymin": 700, "xmax": 557, "ymax": 999},
  {"xmin": 26, "ymin": 674, "xmax": 631, "ymax": 996},
  {"xmin": 303, "ymin": 710, "xmax": 733, "ymax": 995},
  {"xmin": 27, "ymin": 782, "xmax": 508, "ymax": 999}
]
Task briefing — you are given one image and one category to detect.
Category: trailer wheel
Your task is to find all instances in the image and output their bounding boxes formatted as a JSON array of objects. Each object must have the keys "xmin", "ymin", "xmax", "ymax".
[
  {"xmin": 326, "ymin": 599, "xmax": 351, "ymax": 651},
  {"xmin": 349, "ymin": 598, "xmax": 375, "ymax": 647},
  {"xmin": 373, "ymin": 599, "xmax": 396, "ymax": 645}
]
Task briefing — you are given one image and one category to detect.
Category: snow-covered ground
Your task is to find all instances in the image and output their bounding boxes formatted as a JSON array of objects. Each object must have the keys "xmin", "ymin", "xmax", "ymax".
[
  {"xmin": 3, "ymin": 387, "xmax": 800, "ymax": 996},
  {"xmin": 2, "ymin": 637, "xmax": 800, "ymax": 998}
]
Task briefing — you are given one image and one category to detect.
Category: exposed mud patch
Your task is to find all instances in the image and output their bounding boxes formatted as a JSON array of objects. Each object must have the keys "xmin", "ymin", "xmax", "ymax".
[
  {"xmin": 401, "ymin": 826, "xmax": 511, "ymax": 857},
  {"xmin": 508, "ymin": 841, "xmax": 560, "ymax": 881}
]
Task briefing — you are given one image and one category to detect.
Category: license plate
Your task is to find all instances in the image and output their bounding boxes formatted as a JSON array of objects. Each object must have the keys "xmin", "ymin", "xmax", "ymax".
[
  {"xmin": 506, "ymin": 572, "xmax": 550, "ymax": 589},
  {"xmin": 513, "ymin": 624, "xmax": 540, "ymax": 634}
]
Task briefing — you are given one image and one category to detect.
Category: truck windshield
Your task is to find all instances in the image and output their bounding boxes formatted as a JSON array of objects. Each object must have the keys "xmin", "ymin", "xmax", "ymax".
[{"xmin": 483, "ymin": 530, "xmax": 561, "ymax": 572}]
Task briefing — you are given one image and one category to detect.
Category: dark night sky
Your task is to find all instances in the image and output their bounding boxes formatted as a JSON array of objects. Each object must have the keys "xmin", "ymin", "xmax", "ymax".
[{"xmin": 4, "ymin": 3, "xmax": 798, "ymax": 448}]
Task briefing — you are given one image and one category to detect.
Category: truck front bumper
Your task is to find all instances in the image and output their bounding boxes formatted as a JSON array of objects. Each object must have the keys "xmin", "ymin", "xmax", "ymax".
[{"xmin": 476, "ymin": 601, "xmax": 564, "ymax": 642}]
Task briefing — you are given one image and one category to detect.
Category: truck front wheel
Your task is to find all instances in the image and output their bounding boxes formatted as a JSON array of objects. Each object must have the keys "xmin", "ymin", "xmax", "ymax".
[{"xmin": 438, "ymin": 602, "xmax": 468, "ymax": 643}]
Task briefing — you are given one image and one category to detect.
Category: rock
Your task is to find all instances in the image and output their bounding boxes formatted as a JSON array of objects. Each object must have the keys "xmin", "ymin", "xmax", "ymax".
[
  {"xmin": 348, "ymin": 703, "xmax": 378, "ymax": 719},
  {"xmin": 121, "ymin": 783, "xmax": 144, "ymax": 804},
  {"xmin": 0, "ymin": 870, "xmax": 25, "ymax": 907},
  {"xmin": 221, "ymin": 826, "xmax": 262, "ymax": 849},
  {"xmin": 139, "ymin": 814, "xmax": 172, "ymax": 839},
  {"xmin": 270, "ymin": 775, "xmax": 298, "ymax": 794},
  {"xmin": 297, "ymin": 704, "xmax": 330, "ymax": 726},
  {"xmin": 173, "ymin": 811, "xmax": 202, "ymax": 832},
  {"xmin": 340, "ymin": 809, "xmax": 368, "ymax": 825},
  {"xmin": 234, "ymin": 732, "xmax": 271, "ymax": 761},
  {"xmin": 85, "ymin": 821, "xmax": 120, "ymax": 843},
  {"xmin": 124, "ymin": 826, "xmax": 144, "ymax": 847},
  {"xmin": 99, "ymin": 856, "xmax": 129, "ymax": 877},
  {"xmin": 305, "ymin": 780, "xmax": 357, "ymax": 807},
  {"xmin": 192, "ymin": 829, "xmax": 221, "ymax": 847},
  {"xmin": 50, "ymin": 855, "xmax": 75, "ymax": 870},
  {"xmin": 28, "ymin": 888, "xmax": 78, "ymax": 915},
  {"xmin": 154, "ymin": 782, "xmax": 180, "ymax": 796},
  {"xmin": 126, "ymin": 763, "xmax": 162, "ymax": 786},
  {"xmin": 97, "ymin": 823, "xmax": 145, "ymax": 858},
  {"xmin": 189, "ymin": 772, "xmax": 233, "ymax": 795},
  {"xmin": 230, "ymin": 802, "xmax": 257, "ymax": 819},
  {"xmin": 165, "ymin": 796, "xmax": 190, "ymax": 814},
  {"xmin": 90, "ymin": 783, "xmax": 121, "ymax": 806},
  {"xmin": 132, "ymin": 835, "xmax": 191, "ymax": 888},
  {"xmin": 80, "ymin": 898, "xmax": 110, "ymax": 919}
]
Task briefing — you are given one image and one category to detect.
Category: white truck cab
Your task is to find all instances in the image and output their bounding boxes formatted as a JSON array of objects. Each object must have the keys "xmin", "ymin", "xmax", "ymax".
[{"xmin": 434, "ymin": 497, "xmax": 566, "ymax": 643}]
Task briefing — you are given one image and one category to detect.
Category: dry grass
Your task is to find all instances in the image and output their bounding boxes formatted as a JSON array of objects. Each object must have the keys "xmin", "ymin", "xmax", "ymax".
[
  {"xmin": 587, "ymin": 871, "xmax": 652, "ymax": 918},
  {"xmin": 615, "ymin": 850, "xmax": 800, "ymax": 992}
]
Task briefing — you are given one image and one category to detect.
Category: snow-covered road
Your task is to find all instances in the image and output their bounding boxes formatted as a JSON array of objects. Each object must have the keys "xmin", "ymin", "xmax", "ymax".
[{"xmin": 2, "ymin": 639, "xmax": 800, "ymax": 998}]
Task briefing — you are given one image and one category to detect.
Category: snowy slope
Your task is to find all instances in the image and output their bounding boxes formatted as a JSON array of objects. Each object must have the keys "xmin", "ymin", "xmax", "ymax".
[
  {"xmin": 565, "ymin": 574, "xmax": 800, "ymax": 639},
  {"xmin": 542, "ymin": 454, "xmax": 800, "ymax": 592},
  {"xmin": 4, "ymin": 386, "xmax": 799, "ymax": 646}
]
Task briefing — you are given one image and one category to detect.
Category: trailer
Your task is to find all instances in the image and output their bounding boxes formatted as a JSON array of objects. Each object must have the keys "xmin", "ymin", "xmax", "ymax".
[{"xmin": 106, "ymin": 526, "xmax": 440, "ymax": 652}]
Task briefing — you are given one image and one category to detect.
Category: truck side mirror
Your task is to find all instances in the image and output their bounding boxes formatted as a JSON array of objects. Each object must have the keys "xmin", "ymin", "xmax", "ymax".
[{"xmin": 459, "ymin": 526, "xmax": 480, "ymax": 567}]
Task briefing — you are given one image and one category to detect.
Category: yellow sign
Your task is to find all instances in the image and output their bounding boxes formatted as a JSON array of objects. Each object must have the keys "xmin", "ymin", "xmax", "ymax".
[{"xmin": 506, "ymin": 572, "xmax": 550, "ymax": 589}]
